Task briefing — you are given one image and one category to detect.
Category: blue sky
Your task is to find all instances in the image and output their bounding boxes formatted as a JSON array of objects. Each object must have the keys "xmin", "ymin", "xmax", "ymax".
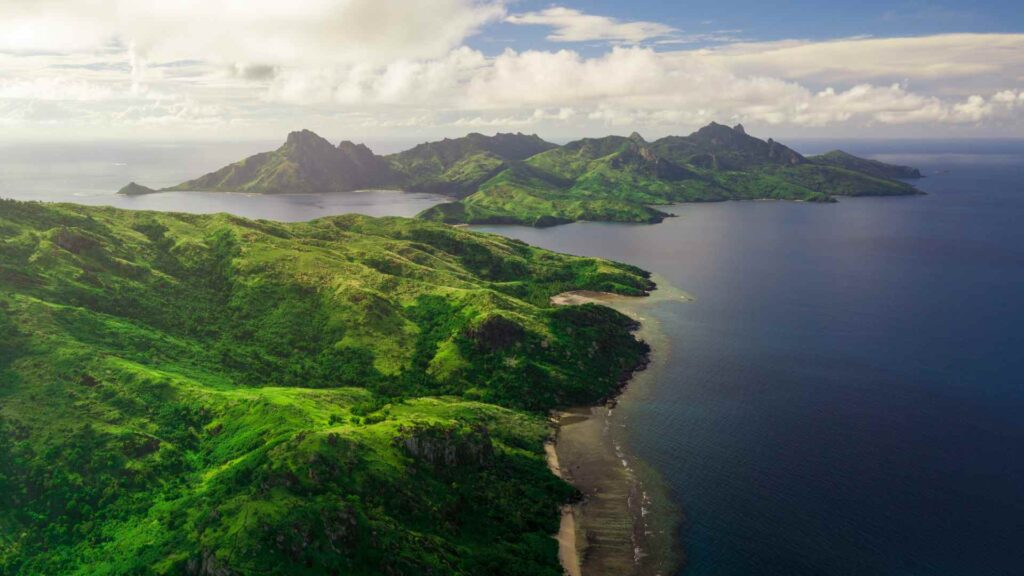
[
  {"xmin": 0, "ymin": 1, "xmax": 1022, "ymax": 141},
  {"xmin": 477, "ymin": 0, "xmax": 1024, "ymax": 48}
]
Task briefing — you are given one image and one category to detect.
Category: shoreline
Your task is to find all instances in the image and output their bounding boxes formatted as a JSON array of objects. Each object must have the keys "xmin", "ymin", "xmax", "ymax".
[
  {"xmin": 548, "ymin": 280, "xmax": 689, "ymax": 576},
  {"xmin": 545, "ymin": 441, "xmax": 583, "ymax": 576}
]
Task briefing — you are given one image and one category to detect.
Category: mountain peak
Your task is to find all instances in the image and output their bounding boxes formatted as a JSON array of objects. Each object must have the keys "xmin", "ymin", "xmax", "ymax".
[
  {"xmin": 285, "ymin": 129, "xmax": 333, "ymax": 149},
  {"xmin": 733, "ymin": 123, "xmax": 746, "ymax": 135},
  {"xmin": 629, "ymin": 131, "xmax": 646, "ymax": 143},
  {"xmin": 337, "ymin": 140, "xmax": 374, "ymax": 155},
  {"xmin": 692, "ymin": 121, "xmax": 740, "ymax": 139}
]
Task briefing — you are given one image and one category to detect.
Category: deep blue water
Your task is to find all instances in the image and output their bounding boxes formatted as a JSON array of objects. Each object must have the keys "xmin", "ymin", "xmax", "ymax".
[{"xmin": 477, "ymin": 143, "xmax": 1024, "ymax": 575}]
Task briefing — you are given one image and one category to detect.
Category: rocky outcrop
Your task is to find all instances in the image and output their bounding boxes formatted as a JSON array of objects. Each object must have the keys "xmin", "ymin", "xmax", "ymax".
[
  {"xmin": 464, "ymin": 315, "xmax": 526, "ymax": 352},
  {"xmin": 395, "ymin": 423, "xmax": 494, "ymax": 468},
  {"xmin": 185, "ymin": 550, "xmax": 235, "ymax": 576},
  {"xmin": 54, "ymin": 227, "xmax": 99, "ymax": 254}
]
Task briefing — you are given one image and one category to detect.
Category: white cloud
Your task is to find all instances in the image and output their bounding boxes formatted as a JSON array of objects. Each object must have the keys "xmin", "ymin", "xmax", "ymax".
[
  {"xmin": 259, "ymin": 44, "xmax": 1023, "ymax": 130},
  {"xmin": 506, "ymin": 7, "xmax": 676, "ymax": 43},
  {"xmin": 0, "ymin": 77, "xmax": 119, "ymax": 101},
  {"xmin": 0, "ymin": 1, "xmax": 115, "ymax": 53},
  {"xmin": 709, "ymin": 34, "xmax": 1024, "ymax": 89},
  {"xmin": 0, "ymin": 0, "xmax": 505, "ymax": 66},
  {"xmin": 112, "ymin": 97, "xmax": 229, "ymax": 127},
  {"xmin": 0, "ymin": 3, "xmax": 1023, "ymax": 139}
]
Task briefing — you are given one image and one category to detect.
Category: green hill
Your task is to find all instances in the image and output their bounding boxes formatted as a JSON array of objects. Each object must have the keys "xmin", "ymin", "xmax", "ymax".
[{"xmin": 0, "ymin": 199, "xmax": 652, "ymax": 575}]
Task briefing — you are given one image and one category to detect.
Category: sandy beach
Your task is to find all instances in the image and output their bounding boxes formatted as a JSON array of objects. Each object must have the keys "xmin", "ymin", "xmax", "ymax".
[
  {"xmin": 546, "ymin": 441, "xmax": 583, "ymax": 576},
  {"xmin": 548, "ymin": 281, "xmax": 687, "ymax": 576}
]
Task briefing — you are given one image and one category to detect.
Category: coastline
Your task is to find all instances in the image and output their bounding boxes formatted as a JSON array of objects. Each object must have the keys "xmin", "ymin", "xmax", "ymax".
[{"xmin": 548, "ymin": 280, "xmax": 689, "ymax": 576}]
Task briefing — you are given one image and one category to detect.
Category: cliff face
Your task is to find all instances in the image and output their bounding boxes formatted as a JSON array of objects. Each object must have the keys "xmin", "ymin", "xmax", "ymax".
[{"xmin": 397, "ymin": 424, "xmax": 495, "ymax": 468}]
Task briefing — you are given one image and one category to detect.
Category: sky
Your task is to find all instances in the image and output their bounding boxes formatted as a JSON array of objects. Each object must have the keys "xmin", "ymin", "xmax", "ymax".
[{"xmin": 1, "ymin": 0, "xmax": 1023, "ymax": 144}]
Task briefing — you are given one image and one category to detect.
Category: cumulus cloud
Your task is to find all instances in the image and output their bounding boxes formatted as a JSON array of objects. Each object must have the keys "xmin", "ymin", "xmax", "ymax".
[
  {"xmin": 0, "ymin": 3, "xmax": 1023, "ymax": 138},
  {"xmin": 0, "ymin": 77, "xmax": 120, "ymax": 101},
  {"xmin": 506, "ymin": 7, "xmax": 677, "ymax": 43},
  {"xmin": 260, "ymin": 44, "xmax": 1023, "ymax": 129},
  {"xmin": 0, "ymin": 0, "xmax": 505, "ymax": 66}
]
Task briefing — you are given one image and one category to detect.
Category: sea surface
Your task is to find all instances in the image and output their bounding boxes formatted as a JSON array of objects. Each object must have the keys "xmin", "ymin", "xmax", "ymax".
[
  {"xmin": 477, "ymin": 140, "xmax": 1024, "ymax": 575},
  {"xmin": 3, "ymin": 139, "xmax": 1023, "ymax": 575}
]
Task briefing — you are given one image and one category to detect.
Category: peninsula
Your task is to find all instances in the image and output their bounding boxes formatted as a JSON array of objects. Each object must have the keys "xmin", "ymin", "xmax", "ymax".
[{"xmin": 0, "ymin": 199, "xmax": 652, "ymax": 574}]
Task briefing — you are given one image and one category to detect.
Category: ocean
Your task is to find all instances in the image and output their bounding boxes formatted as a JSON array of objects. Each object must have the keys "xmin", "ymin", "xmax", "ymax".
[
  {"xmin": 4, "ymin": 138, "xmax": 1022, "ymax": 575},
  {"xmin": 476, "ymin": 140, "xmax": 1024, "ymax": 575}
]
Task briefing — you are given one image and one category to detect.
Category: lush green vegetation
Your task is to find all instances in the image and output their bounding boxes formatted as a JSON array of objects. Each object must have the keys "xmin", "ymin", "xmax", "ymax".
[
  {"xmin": 0, "ymin": 199, "xmax": 653, "ymax": 575},
  {"xmin": 418, "ymin": 162, "xmax": 671, "ymax": 227}
]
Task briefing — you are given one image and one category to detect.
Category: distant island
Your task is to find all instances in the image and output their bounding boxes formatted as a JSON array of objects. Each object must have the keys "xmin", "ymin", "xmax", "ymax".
[
  {"xmin": 117, "ymin": 182, "xmax": 158, "ymax": 196},
  {"xmin": 122, "ymin": 123, "xmax": 923, "ymax": 226}
]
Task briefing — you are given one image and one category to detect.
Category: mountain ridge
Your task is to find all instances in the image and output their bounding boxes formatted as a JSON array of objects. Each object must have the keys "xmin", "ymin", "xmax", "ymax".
[{"xmin": 122, "ymin": 123, "xmax": 923, "ymax": 226}]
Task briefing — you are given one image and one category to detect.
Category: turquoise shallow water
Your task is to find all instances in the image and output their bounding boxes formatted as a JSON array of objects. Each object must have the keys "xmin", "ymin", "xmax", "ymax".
[{"xmin": 476, "ymin": 142, "xmax": 1024, "ymax": 575}]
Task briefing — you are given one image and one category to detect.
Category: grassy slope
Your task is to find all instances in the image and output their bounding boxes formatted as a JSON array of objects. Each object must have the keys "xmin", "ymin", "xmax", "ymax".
[
  {"xmin": 419, "ymin": 162, "xmax": 671, "ymax": 227},
  {"xmin": 0, "ymin": 199, "xmax": 653, "ymax": 575}
]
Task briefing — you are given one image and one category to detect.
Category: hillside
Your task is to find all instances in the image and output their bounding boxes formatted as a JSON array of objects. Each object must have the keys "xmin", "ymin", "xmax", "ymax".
[
  {"xmin": 389, "ymin": 133, "xmax": 558, "ymax": 196},
  {"xmin": 164, "ymin": 130, "xmax": 396, "ymax": 194},
  {"xmin": 133, "ymin": 132, "xmax": 556, "ymax": 197},
  {"xmin": 421, "ymin": 123, "xmax": 923, "ymax": 226},
  {"xmin": 0, "ymin": 199, "xmax": 653, "ymax": 575},
  {"xmin": 808, "ymin": 149, "xmax": 924, "ymax": 179}
]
